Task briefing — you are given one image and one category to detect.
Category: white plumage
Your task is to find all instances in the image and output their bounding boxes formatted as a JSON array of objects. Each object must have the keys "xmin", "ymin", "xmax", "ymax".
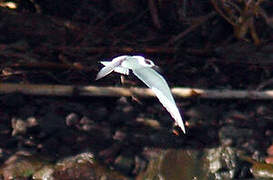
[{"xmin": 96, "ymin": 55, "xmax": 186, "ymax": 133}]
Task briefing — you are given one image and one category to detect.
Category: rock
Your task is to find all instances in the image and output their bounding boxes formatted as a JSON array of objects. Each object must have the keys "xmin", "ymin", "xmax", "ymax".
[
  {"xmin": 1, "ymin": 151, "xmax": 50, "ymax": 179},
  {"xmin": 251, "ymin": 161, "xmax": 273, "ymax": 178},
  {"xmin": 53, "ymin": 152, "xmax": 128, "ymax": 180},
  {"xmin": 265, "ymin": 157, "xmax": 273, "ymax": 165},
  {"xmin": 11, "ymin": 117, "xmax": 27, "ymax": 136},
  {"xmin": 265, "ymin": 144, "xmax": 273, "ymax": 165},
  {"xmin": 205, "ymin": 147, "xmax": 239, "ymax": 179},
  {"xmin": 113, "ymin": 130, "xmax": 127, "ymax": 141},
  {"xmin": 138, "ymin": 148, "xmax": 208, "ymax": 180},
  {"xmin": 218, "ymin": 126, "xmax": 254, "ymax": 147},
  {"xmin": 65, "ymin": 113, "xmax": 80, "ymax": 126},
  {"xmin": 32, "ymin": 165, "xmax": 54, "ymax": 180},
  {"xmin": 114, "ymin": 153, "xmax": 134, "ymax": 175}
]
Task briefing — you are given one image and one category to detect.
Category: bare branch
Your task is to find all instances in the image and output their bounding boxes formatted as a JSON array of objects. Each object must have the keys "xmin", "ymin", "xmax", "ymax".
[{"xmin": 1, "ymin": 83, "xmax": 273, "ymax": 100}]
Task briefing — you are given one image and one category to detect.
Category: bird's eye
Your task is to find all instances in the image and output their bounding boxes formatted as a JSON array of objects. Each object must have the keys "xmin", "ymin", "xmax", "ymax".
[
  {"xmin": 145, "ymin": 60, "xmax": 151, "ymax": 64},
  {"xmin": 144, "ymin": 59, "xmax": 154, "ymax": 66}
]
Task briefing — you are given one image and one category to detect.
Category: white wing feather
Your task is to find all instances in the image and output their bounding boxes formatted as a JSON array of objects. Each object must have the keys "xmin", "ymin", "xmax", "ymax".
[
  {"xmin": 152, "ymin": 87, "xmax": 185, "ymax": 133},
  {"xmin": 100, "ymin": 61, "xmax": 129, "ymax": 75},
  {"xmin": 96, "ymin": 55, "xmax": 186, "ymax": 133},
  {"xmin": 132, "ymin": 67, "xmax": 186, "ymax": 133},
  {"xmin": 96, "ymin": 57, "xmax": 129, "ymax": 80}
]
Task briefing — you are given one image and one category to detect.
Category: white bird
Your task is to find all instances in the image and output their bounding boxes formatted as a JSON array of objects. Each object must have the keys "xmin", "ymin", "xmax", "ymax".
[{"xmin": 96, "ymin": 55, "xmax": 186, "ymax": 133}]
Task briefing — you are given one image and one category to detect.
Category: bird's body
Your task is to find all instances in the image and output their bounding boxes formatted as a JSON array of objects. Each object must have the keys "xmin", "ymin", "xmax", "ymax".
[{"xmin": 96, "ymin": 55, "xmax": 186, "ymax": 133}]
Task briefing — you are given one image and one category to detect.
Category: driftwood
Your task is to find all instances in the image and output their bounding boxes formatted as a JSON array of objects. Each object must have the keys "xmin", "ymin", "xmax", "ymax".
[{"xmin": 0, "ymin": 83, "xmax": 273, "ymax": 100}]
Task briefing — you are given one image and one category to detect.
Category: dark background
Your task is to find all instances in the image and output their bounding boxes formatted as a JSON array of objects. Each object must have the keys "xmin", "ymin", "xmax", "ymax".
[{"xmin": 0, "ymin": 0, "xmax": 273, "ymax": 179}]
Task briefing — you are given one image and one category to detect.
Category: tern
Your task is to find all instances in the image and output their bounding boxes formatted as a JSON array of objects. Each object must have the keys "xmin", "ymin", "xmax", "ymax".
[{"xmin": 96, "ymin": 55, "xmax": 186, "ymax": 133}]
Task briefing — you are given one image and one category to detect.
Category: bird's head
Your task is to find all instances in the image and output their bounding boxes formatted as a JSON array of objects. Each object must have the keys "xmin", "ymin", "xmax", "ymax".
[{"xmin": 133, "ymin": 56, "xmax": 155, "ymax": 68}]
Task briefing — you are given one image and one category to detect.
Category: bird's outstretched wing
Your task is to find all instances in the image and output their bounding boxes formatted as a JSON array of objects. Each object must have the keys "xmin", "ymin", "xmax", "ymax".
[
  {"xmin": 96, "ymin": 56, "xmax": 129, "ymax": 80},
  {"xmin": 100, "ymin": 61, "xmax": 129, "ymax": 75},
  {"xmin": 132, "ymin": 67, "xmax": 186, "ymax": 133}
]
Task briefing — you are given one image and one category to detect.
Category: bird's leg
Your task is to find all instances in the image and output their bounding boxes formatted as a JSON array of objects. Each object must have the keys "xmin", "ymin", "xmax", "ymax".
[
  {"xmin": 120, "ymin": 75, "xmax": 125, "ymax": 85},
  {"xmin": 120, "ymin": 75, "xmax": 143, "ymax": 105},
  {"xmin": 120, "ymin": 75, "xmax": 136, "ymax": 86}
]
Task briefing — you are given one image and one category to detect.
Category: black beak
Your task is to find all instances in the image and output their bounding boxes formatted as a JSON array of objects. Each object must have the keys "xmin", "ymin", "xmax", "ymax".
[{"xmin": 152, "ymin": 65, "xmax": 163, "ymax": 73}]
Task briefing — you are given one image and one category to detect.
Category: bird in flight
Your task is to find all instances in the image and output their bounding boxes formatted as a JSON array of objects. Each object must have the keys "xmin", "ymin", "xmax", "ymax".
[{"xmin": 96, "ymin": 55, "xmax": 186, "ymax": 133}]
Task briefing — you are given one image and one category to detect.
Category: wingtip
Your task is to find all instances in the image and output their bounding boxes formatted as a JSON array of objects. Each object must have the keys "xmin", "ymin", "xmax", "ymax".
[
  {"xmin": 100, "ymin": 61, "xmax": 108, "ymax": 66},
  {"xmin": 95, "ymin": 72, "xmax": 103, "ymax": 80},
  {"xmin": 181, "ymin": 125, "xmax": 186, "ymax": 134},
  {"xmin": 95, "ymin": 74, "xmax": 102, "ymax": 81}
]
